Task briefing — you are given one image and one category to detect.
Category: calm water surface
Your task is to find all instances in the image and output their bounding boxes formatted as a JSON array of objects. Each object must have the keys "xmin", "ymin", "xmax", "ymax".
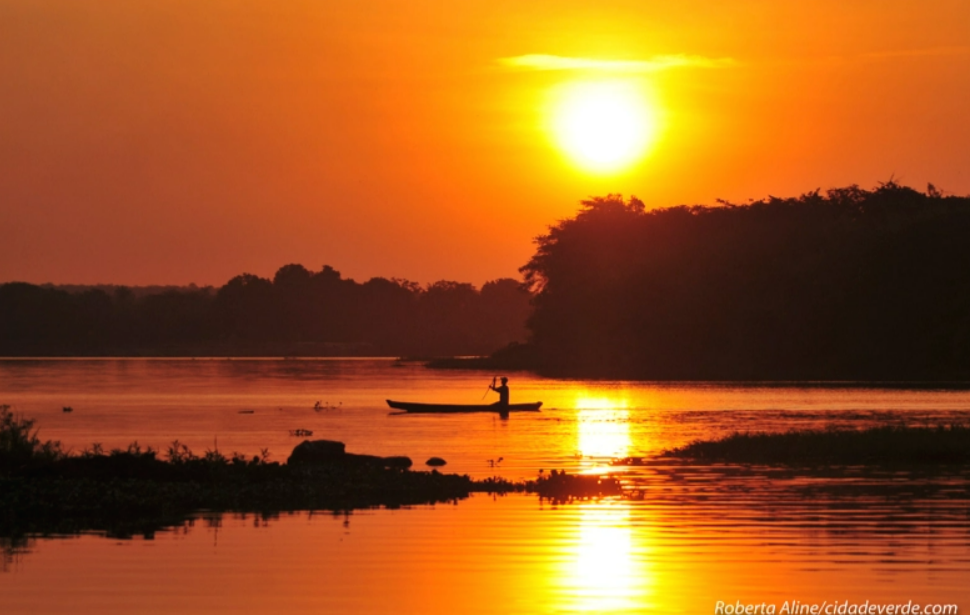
[{"xmin": 2, "ymin": 358, "xmax": 969, "ymax": 613}]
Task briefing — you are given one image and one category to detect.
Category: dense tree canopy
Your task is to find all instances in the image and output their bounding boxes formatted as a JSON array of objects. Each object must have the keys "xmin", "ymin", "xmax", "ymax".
[
  {"xmin": 520, "ymin": 183, "xmax": 970, "ymax": 379},
  {"xmin": 0, "ymin": 267, "xmax": 530, "ymax": 357},
  {"xmin": 7, "ymin": 182, "xmax": 970, "ymax": 379}
]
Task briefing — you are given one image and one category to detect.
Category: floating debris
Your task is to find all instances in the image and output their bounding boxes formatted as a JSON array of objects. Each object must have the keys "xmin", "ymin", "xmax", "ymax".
[
  {"xmin": 62, "ymin": 406, "xmax": 73, "ymax": 413},
  {"xmin": 314, "ymin": 401, "xmax": 342, "ymax": 411},
  {"xmin": 289, "ymin": 428, "xmax": 314, "ymax": 437},
  {"xmin": 238, "ymin": 410, "xmax": 255, "ymax": 414}
]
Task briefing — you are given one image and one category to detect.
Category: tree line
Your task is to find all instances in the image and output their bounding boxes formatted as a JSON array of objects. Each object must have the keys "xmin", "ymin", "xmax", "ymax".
[
  {"xmin": 7, "ymin": 182, "xmax": 970, "ymax": 379},
  {"xmin": 0, "ymin": 265, "xmax": 531, "ymax": 357},
  {"xmin": 516, "ymin": 182, "xmax": 970, "ymax": 380}
]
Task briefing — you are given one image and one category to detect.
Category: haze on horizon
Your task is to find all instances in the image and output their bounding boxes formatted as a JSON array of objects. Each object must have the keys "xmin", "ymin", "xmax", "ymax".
[{"xmin": 2, "ymin": 0, "xmax": 969, "ymax": 287}]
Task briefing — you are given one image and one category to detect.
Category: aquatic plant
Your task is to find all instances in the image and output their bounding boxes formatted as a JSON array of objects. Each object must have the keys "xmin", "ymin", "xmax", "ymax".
[
  {"xmin": 529, "ymin": 469, "xmax": 623, "ymax": 502},
  {"xmin": 80, "ymin": 442, "xmax": 105, "ymax": 458},
  {"xmin": 203, "ymin": 447, "xmax": 228, "ymax": 465},
  {"xmin": 120, "ymin": 441, "xmax": 154, "ymax": 458},
  {"xmin": 166, "ymin": 440, "xmax": 196, "ymax": 464},
  {"xmin": 667, "ymin": 424, "xmax": 970, "ymax": 465}
]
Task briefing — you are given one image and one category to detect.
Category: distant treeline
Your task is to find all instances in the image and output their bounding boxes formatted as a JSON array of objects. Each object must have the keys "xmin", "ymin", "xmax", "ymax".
[
  {"xmin": 8, "ymin": 182, "xmax": 970, "ymax": 379},
  {"xmin": 513, "ymin": 182, "xmax": 970, "ymax": 380},
  {"xmin": 0, "ymin": 265, "xmax": 530, "ymax": 357}
]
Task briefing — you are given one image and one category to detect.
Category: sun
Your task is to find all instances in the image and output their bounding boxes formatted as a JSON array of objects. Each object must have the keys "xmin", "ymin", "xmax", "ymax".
[{"xmin": 549, "ymin": 80, "xmax": 658, "ymax": 174}]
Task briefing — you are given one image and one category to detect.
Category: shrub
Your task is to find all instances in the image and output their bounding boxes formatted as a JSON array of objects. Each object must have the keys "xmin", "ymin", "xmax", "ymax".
[{"xmin": 0, "ymin": 404, "xmax": 63, "ymax": 473}]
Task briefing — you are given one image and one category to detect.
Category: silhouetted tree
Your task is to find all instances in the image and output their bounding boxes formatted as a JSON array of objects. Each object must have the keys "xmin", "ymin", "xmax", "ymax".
[
  {"xmin": 213, "ymin": 273, "xmax": 277, "ymax": 343},
  {"xmin": 521, "ymin": 183, "xmax": 970, "ymax": 379}
]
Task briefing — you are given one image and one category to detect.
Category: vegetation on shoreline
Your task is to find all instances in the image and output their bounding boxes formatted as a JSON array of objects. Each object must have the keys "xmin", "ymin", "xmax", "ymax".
[
  {"xmin": 0, "ymin": 407, "xmax": 620, "ymax": 538},
  {"xmin": 426, "ymin": 341, "xmax": 540, "ymax": 371},
  {"xmin": 666, "ymin": 424, "xmax": 970, "ymax": 465},
  {"xmin": 0, "ymin": 266, "xmax": 530, "ymax": 358},
  {"xmin": 5, "ymin": 402, "xmax": 970, "ymax": 543},
  {"xmin": 515, "ymin": 182, "xmax": 970, "ymax": 380}
]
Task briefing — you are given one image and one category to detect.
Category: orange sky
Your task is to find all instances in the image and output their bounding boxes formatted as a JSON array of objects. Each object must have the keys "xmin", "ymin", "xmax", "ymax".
[{"xmin": 2, "ymin": 0, "xmax": 969, "ymax": 286}]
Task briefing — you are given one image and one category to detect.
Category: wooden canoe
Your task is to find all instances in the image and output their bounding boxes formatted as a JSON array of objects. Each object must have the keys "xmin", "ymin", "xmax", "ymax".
[{"xmin": 386, "ymin": 400, "xmax": 542, "ymax": 413}]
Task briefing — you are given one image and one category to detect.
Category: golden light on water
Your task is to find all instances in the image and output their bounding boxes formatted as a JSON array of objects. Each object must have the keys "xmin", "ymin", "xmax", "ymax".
[
  {"xmin": 548, "ymin": 80, "xmax": 658, "ymax": 174},
  {"xmin": 576, "ymin": 396, "xmax": 632, "ymax": 460},
  {"xmin": 559, "ymin": 502, "xmax": 651, "ymax": 613}
]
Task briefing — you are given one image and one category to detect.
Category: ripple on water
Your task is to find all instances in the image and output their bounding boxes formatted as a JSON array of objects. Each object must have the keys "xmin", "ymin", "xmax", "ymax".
[{"xmin": 2, "ymin": 359, "xmax": 970, "ymax": 613}]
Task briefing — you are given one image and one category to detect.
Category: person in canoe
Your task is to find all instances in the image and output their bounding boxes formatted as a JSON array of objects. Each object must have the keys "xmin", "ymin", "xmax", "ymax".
[
  {"xmin": 489, "ymin": 376, "xmax": 510, "ymax": 406},
  {"xmin": 386, "ymin": 376, "xmax": 541, "ymax": 415}
]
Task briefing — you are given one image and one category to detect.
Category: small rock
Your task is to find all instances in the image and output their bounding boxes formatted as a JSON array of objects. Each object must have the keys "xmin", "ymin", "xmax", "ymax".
[{"xmin": 425, "ymin": 457, "xmax": 447, "ymax": 467}]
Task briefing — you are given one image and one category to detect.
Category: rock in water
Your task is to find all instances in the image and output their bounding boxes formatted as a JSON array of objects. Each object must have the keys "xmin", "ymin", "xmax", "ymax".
[
  {"xmin": 288, "ymin": 440, "xmax": 346, "ymax": 465},
  {"xmin": 425, "ymin": 457, "xmax": 447, "ymax": 467},
  {"xmin": 288, "ymin": 440, "xmax": 413, "ymax": 469}
]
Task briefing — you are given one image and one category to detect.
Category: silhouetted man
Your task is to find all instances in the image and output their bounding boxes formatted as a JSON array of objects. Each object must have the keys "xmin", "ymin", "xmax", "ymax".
[{"xmin": 490, "ymin": 376, "xmax": 510, "ymax": 405}]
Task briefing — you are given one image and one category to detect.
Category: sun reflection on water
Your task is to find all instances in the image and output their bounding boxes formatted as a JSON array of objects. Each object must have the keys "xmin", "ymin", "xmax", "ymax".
[
  {"xmin": 557, "ymin": 501, "xmax": 651, "ymax": 613},
  {"xmin": 575, "ymin": 396, "xmax": 632, "ymax": 461}
]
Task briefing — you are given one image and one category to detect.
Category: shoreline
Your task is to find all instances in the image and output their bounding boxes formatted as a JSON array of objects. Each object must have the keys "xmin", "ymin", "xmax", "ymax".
[
  {"xmin": 6, "ymin": 355, "xmax": 970, "ymax": 386},
  {"xmin": 0, "ymin": 405, "xmax": 623, "ymax": 539}
]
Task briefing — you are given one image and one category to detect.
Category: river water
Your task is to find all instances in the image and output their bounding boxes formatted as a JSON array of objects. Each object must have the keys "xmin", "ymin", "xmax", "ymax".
[{"xmin": 1, "ymin": 358, "xmax": 969, "ymax": 613}]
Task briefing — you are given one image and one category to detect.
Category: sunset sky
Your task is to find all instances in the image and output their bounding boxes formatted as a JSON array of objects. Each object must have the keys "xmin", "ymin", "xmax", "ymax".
[{"xmin": 2, "ymin": 0, "xmax": 969, "ymax": 287}]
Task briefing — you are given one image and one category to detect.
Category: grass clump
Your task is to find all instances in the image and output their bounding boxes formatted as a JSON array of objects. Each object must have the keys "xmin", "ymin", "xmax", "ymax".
[
  {"xmin": 667, "ymin": 424, "xmax": 970, "ymax": 466},
  {"xmin": 0, "ymin": 405, "xmax": 63, "ymax": 474},
  {"xmin": 529, "ymin": 469, "xmax": 623, "ymax": 502}
]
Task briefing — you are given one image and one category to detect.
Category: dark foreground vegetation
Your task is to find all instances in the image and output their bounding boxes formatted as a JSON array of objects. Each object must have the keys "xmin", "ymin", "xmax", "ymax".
[
  {"xmin": 667, "ymin": 424, "xmax": 970, "ymax": 466},
  {"xmin": 507, "ymin": 181, "xmax": 970, "ymax": 379},
  {"xmin": 0, "ymin": 407, "xmax": 619, "ymax": 538},
  {"xmin": 0, "ymin": 266, "xmax": 530, "ymax": 357}
]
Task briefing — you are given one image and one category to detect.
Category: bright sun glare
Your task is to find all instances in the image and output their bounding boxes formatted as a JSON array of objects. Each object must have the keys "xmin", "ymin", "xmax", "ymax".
[{"xmin": 549, "ymin": 80, "xmax": 657, "ymax": 174}]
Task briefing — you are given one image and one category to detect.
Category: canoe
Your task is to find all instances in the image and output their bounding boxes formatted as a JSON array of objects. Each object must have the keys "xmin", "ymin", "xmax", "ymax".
[{"xmin": 387, "ymin": 400, "xmax": 542, "ymax": 413}]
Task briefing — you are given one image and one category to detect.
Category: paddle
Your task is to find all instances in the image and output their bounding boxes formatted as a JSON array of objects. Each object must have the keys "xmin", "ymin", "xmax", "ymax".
[{"xmin": 481, "ymin": 376, "xmax": 496, "ymax": 400}]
